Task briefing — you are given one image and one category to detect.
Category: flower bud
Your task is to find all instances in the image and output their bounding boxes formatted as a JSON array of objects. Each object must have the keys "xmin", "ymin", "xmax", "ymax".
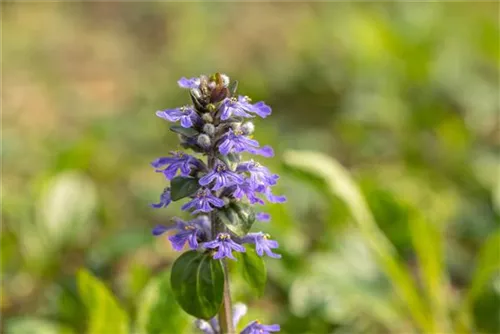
[
  {"xmin": 207, "ymin": 104, "xmax": 217, "ymax": 113},
  {"xmin": 221, "ymin": 74, "xmax": 230, "ymax": 87},
  {"xmin": 202, "ymin": 113, "xmax": 213, "ymax": 123},
  {"xmin": 223, "ymin": 197, "xmax": 231, "ymax": 206},
  {"xmin": 191, "ymin": 88, "xmax": 202, "ymax": 100},
  {"xmin": 203, "ymin": 124, "xmax": 216, "ymax": 136},
  {"xmin": 197, "ymin": 134, "xmax": 211, "ymax": 148},
  {"xmin": 241, "ymin": 122, "xmax": 255, "ymax": 135},
  {"xmin": 231, "ymin": 122, "xmax": 241, "ymax": 131}
]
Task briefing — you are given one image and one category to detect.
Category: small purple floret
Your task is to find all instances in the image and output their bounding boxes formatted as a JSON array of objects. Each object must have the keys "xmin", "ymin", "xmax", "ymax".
[{"xmin": 204, "ymin": 233, "xmax": 246, "ymax": 260}]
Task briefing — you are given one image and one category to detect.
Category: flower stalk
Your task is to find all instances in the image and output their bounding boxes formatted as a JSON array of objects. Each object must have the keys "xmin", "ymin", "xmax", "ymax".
[{"xmin": 150, "ymin": 73, "xmax": 284, "ymax": 334}]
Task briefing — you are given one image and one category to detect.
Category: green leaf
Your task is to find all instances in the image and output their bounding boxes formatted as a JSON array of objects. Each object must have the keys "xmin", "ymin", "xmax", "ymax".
[
  {"xmin": 217, "ymin": 202, "xmax": 256, "ymax": 236},
  {"xmin": 283, "ymin": 150, "xmax": 434, "ymax": 333},
  {"xmin": 228, "ymin": 80, "xmax": 238, "ymax": 96},
  {"xmin": 6, "ymin": 317, "xmax": 75, "ymax": 334},
  {"xmin": 408, "ymin": 214, "xmax": 451, "ymax": 332},
  {"xmin": 236, "ymin": 248, "xmax": 266, "ymax": 296},
  {"xmin": 170, "ymin": 251, "xmax": 224, "ymax": 319},
  {"xmin": 170, "ymin": 125, "xmax": 199, "ymax": 138},
  {"xmin": 136, "ymin": 271, "xmax": 190, "ymax": 334},
  {"xmin": 454, "ymin": 229, "xmax": 500, "ymax": 332},
  {"xmin": 77, "ymin": 269, "xmax": 129, "ymax": 334},
  {"xmin": 170, "ymin": 176, "xmax": 201, "ymax": 201}
]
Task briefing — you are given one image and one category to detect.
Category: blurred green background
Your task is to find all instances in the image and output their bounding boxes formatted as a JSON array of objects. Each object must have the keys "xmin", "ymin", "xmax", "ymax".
[{"xmin": 2, "ymin": 2, "xmax": 499, "ymax": 334}]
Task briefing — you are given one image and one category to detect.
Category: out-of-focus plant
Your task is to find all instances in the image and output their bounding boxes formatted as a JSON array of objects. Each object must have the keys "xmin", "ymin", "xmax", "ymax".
[{"xmin": 283, "ymin": 150, "xmax": 500, "ymax": 334}]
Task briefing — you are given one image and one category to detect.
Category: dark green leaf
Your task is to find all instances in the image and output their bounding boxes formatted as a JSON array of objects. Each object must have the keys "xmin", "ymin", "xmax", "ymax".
[
  {"xmin": 170, "ymin": 125, "xmax": 199, "ymax": 138},
  {"xmin": 170, "ymin": 251, "xmax": 224, "ymax": 319},
  {"xmin": 217, "ymin": 202, "xmax": 255, "ymax": 236},
  {"xmin": 228, "ymin": 80, "xmax": 238, "ymax": 96},
  {"xmin": 236, "ymin": 248, "xmax": 266, "ymax": 297},
  {"xmin": 170, "ymin": 177, "xmax": 201, "ymax": 201}
]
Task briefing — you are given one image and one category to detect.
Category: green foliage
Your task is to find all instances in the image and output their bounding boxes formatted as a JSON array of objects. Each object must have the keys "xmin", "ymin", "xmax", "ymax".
[
  {"xmin": 217, "ymin": 202, "xmax": 256, "ymax": 237},
  {"xmin": 170, "ymin": 125, "xmax": 199, "ymax": 138},
  {"xmin": 170, "ymin": 251, "xmax": 224, "ymax": 319},
  {"xmin": 77, "ymin": 270, "xmax": 129, "ymax": 334},
  {"xmin": 136, "ymin": 270, "xmax": 191, "ymax": 334},
  {"xmin": 170, "ymin": 176, "xmax": 201, "ymax": 201},
  {"xmin": 235, "ymin": 248, "xmax": 267, "ymax": 297},
  {"xmin": 284, "ymin": 150, "xmax": 434, "ymax": 332},
  {"xmin": 6, "ymin": 318, "xmax": 75, "ymax": 334}
]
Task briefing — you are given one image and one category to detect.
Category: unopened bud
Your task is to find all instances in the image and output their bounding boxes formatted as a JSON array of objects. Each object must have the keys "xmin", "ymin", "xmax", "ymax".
[
  {"xmin": 241, "ymin": 122, "xmax": 255, "ymax": 135},
  {"xmin": 223, "ymin": 197, "xmax": 231, "ymax": 206},
  {"xmin": 203, "ymin": 124, "xmax": 215, "ymax": 136},
  {"xmin": 221, "ymin": 74, "xmax": 230, "ymax": 87},
  {"xmin": 231, "ymin": 122, "xmax": 241, "ymax": 131},
  {"xmin": 202, "ymin": 113, "xmax": 213, "ymax": 123},
  {"xmin": 207, "ymin": 104, "xmax": 217, "ymax": 113},
  {"xmin": 197, "ymin": 134, "xmax": 211, "ymax": 148},
  {"xmin": 191, "ymin": 88, "xmax": 202, "ymax": 100}
]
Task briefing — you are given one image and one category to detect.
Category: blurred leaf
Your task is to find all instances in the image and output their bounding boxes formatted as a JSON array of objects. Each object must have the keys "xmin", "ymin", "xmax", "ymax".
[
  {"xmin": 136, "ymin": 271, "xmax": 190, "ymax": 334},
  {"xmin": 235, "ymin": 248, "xmax": 267, "ymax": 297},
  {"xmin": 454, "ymin": 229, "xmax": 500, "ymax": 333},
  {"xmin": 171, "ymin": 250, "xmax": 224, "ymax": 319},
  {"xmin": 77, "ymin": 269, "xmax": 129, "ymax": 334},
  {"xmin": 283, "ymin": 150, "xmax": 433, "ymax": 332},
  {"xmin": 87, "ymin": 229, "xmax": 153, "ymax": 270},
  {"xmin": 170, "ymin": 125, "xmax": 199, "ymax": 138},
  {"xmin": 6, "ymin": 317, "xmax": 74, "ymax": 334},
  {"xmin": 170, "ymin": 176, "xmax": 201, "ymax": 201},
  {"xmin": 37, "ymin": 171, "xmax": 97, "ymax": 248},
  {"xmin": 408, "ymin": 214, "xmax": 451, "ymax": 332},
  {"xmin": 217, "ymin": 202, "xmax": 256, "ymax": 237}
]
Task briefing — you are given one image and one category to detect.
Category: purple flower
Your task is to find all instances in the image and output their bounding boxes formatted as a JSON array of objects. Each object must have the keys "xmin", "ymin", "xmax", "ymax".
[
  {"xmin": 168, "ymin": 223, "xmax": 201, "ymax": 251},
  {"xmin": 199, "ymin": 164, "xmax": 244, "ymax": 191},
  {"xmin": 178, "ymin": 77, "xmax": 201, "ymax": 89},
  {"xmin": 156, "ymin": 106, "xmax": 200, "ymax": 128},
  {"xmin": 237, "ymin": 160, "xmax": 279, "ymax": 187},
  {"xmin": 241, "ymin": 321, "xmax": 280, "ymax": 334},
  {"xmin": 219, "ymin": 97, "xmax": 254, "ymax": 120},
  {"xmin": 219, "ymin": 129, "xmax": 274, "ymax": 158},
  {"xmin": 243, "ymin": 232, "xmax": 281, "ymax": 259},
  {"xmin": 181, "ymin": 188, "xmax": 225, "ymax": 214},
  {"xmin": 238, "ymin": 96, "xmax": 272, "ymax": 118},
  {"xmin": 152, "ymin": 216, "xmax": 210, "ymax": 251},
  {"xmin": 253, "ymin": 184, "xmax": 286, "ymax": 203},
  {"xmin": 151, "ymin": 151, "xmax": 203, "ymax": 180},
  {"xmin": 204, "ymin": 233, "xmax": 246, "ymax": 260},
  {"xmin": 233, "ymin": 181, "xmax": 264, "ymax": 205},
  {"xmin": 152, "ymin": 224, "xmax": 175, "ymax": 236},
  {"xmin": 151, "ymin": 188, "xmax": 171, "ymax": 209},
  {"xmin": 256, "ymin": 212, "xmax": 271, "ymax": 222}
]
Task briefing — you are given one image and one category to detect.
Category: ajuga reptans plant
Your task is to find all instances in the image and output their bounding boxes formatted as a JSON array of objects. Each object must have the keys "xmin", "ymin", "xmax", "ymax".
[{"xmin": 151, "ymin": 73, "xmax": 285, "ymax": 334}]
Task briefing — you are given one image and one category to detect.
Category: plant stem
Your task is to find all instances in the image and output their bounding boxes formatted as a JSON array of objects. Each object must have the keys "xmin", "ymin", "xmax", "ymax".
[
  {"xmin": 208, "ymin": 152, "xmax": 234, "ymax": 334},
  {"xmin": 219, "ymin": 260, "xmax": 235, "ymax": 334}
]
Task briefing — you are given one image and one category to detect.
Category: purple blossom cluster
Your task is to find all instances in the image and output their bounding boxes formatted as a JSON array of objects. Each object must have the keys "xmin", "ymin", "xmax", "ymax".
[{"xmin": 151, "ymin": 73, "xmax": 284, "ymax": 333}]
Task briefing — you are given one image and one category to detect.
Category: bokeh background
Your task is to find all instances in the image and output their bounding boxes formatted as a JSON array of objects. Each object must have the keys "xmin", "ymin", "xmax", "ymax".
[{"xmin": 2, "ymin": 2, "xmax": 499, "ymax": 334}]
